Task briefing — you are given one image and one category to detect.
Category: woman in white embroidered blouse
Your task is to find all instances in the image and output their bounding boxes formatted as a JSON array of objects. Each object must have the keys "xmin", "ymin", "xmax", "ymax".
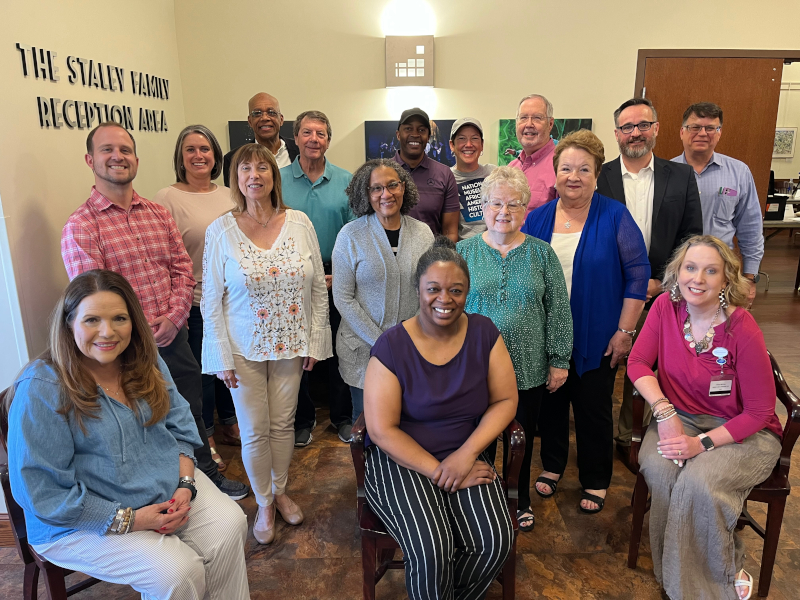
[{"xmin": 201, "ymin": 144, "xmax": 332, "ymax": 545}]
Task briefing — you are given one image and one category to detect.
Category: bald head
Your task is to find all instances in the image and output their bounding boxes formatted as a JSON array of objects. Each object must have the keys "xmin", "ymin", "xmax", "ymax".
[{"xmin": 247, "ymin": 93, "xmax": 284, "ymax": 148}]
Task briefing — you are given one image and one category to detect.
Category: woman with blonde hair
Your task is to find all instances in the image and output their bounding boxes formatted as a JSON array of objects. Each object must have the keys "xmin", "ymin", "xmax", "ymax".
[
  {"xmin": 628, "ymin": 235, "xmax": 782, "ymax": 600},
  {"xmin": 202, "ymin": 143, "xmax": 332, "ymax": 545},
  {"xmin": 6, "ymin": 269, "xmax": 250, "ymax": 599}
]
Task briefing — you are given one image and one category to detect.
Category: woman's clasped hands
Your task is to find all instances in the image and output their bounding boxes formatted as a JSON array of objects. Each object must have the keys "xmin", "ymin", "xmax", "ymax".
[
  {"xmin": 431, "ymin": 447, "xmax": 496, "ymax": 493},
  {"xmin": 656, "ymin": 418, "xmax": 704, "ymax": 468},
  {"xmin": 132, "ymin": 487, "xmax": 193, "ymax": 534}
]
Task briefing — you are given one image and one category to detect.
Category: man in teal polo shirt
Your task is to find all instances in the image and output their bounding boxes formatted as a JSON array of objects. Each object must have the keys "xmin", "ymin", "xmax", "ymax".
[{"xmin": 281, "ymin": 110, "xmax": 354, "ymax": 446}]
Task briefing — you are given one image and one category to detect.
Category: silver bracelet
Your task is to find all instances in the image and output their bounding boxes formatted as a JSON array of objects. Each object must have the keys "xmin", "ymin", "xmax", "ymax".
[
  {"xmin": 107, "ymin": 508, "xmax": 126, "ymax": 534},
  {"xmin": 618, "ymin": 327, "xmax": 636, "ymax": 337},
  {"xmin": 656, "ymin": 409, "xmax": 677, "ymax": 423}
]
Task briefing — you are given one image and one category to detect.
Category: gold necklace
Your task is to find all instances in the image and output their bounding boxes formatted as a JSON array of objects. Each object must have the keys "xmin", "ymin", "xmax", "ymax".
[{"xmin": 246, "ymin": 206, "xmax": 278, "ymax": 228}]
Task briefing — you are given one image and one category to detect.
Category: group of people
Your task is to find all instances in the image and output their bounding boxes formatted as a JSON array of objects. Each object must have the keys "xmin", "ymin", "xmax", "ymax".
[{"xmin": 3, "ymin": 89, "xmax": 778, "ymax": 600}]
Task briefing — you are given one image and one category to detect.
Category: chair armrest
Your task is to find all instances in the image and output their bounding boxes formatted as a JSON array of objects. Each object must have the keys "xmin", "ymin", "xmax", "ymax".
[
  {"xmin": 630, "ymin": 390, "xmax": 645, "ymax": 474},
  {"xmin": 350, "ymin": 412, "xmax": 367, "ymax": 499},
  {"xmin": 770, "ymin": 352, "xmax": 800, "ymax": 479},
  {"xmin": 502, "ymin": 420, "xmax": 525, "ymax": 501}
]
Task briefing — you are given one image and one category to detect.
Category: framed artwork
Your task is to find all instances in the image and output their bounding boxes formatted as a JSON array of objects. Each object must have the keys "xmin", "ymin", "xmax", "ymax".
[
  {"xmin": 227, "ymin": 121, "xmax": 294, "ymax": 151},
  {"xmin": 773, "ymin": 127, "xmax": 797, "ymax": 159},
  {"xmin": 497, "ymin": 118, "xmax": 593, "ymax": 166},
  {"xmin": 365, "ymin": 119, "xmax": 456, "ymax": 166}
]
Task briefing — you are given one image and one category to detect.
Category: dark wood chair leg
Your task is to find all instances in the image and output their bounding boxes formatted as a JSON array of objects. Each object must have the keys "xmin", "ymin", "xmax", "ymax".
[
  {"xmin": 628, "ymin": 472, "xmax": 649, "ymax": 569},
  {"xmin": 362, "ymin": 536, "xmax": 377, "ymax": 600},
  {"xmin": 41, "ymin": 564, "xmax": 69, "ymax": 600},
  {"xmin": 757, "ymin": 499, "xmax": 786, "ymax": 598},
  {"xmin": 22, "ymin": 563, "xmax": 39, "ymax": 600},
  {"xmin": 502, "ymin": 541, "xmax": 516, "ymax": 600}
]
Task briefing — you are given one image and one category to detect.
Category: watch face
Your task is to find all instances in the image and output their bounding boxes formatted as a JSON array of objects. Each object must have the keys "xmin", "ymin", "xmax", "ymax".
[{"xmin": 701, "ymin": 436, "xmax": 715, "ymax": 450}]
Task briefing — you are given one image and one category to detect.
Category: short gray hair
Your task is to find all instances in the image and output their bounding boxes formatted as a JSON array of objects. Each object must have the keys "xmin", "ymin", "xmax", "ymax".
[
  {"xmin": 345, "ymin": 159, "xmax": 420, "ymax": 217},
  {"xmin": 481, "ymin": 166, "xmax": 531, "ymax": 207},
  {"xmin": 516, "ymin": 94, "xmax": 554, "ymax": 119}
]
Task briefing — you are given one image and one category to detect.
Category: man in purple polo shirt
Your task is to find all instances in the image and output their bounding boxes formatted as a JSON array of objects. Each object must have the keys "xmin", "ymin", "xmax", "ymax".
[
  {"xmin": 509, "ymin": 94, "xmax": 558, "ymax": 216},
  {"xmin": 393, "ymin": 108, "xmax": 459, "ymax": 242}
]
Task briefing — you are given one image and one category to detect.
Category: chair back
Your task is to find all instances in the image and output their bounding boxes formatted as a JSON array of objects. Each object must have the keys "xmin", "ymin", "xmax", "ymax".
[{"xmin": 768, "ymin": 351, "xmax": 800, "ymax": 479}]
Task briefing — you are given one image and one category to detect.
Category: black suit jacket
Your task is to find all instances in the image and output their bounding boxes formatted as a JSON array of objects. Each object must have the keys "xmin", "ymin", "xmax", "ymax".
[
  {"xmin": 222, "ymin": 136, "xmax": 300, "ymax": 187},
  {"xmin": 596, "ymin": 155, "xmax": 702, "ymax": 281}
]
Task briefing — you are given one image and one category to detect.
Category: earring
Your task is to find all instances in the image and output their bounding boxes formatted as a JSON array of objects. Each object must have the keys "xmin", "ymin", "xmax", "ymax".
[
  {"xmin": 719, "ymin": 287, "xmax": 728, "ymax": 309},
  {"xmin": 670, "ymin": 282, "xmax": 681, "ymax": 302}
]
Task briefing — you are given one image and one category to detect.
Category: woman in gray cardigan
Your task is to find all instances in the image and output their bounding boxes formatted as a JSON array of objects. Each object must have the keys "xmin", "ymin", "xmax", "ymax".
[{"xmin": 333, "ymin": 159, "xmax": 435, "ymax": 422}]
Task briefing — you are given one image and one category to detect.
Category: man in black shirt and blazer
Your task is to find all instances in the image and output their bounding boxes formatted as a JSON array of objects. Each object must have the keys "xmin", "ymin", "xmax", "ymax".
[
  {"xmin": 596, "ymin": 98, "xmax": 702, "ymax": 466},
  {"xmin": 222, "ymin": 92, "xmax": 299, "ymax": 186}
]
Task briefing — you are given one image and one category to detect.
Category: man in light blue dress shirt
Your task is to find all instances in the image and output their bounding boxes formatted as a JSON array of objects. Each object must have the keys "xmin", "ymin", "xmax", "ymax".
[{"xmin": 672, "ymin": 102, "xmax": 762, "ymax": 305}]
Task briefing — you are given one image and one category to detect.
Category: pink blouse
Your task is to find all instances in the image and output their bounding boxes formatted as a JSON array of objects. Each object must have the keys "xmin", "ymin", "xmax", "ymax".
[{"xmin": 627, "ymin": 293, "xmax": 782, "ymax": 442}]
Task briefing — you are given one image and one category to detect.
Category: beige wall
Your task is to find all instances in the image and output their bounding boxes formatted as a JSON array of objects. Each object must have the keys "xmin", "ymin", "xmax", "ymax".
[
  {"xmin": 0, "ymin": 0, "xmax": 187, "ymax": 356},
  {"xmin": 175, "ymin": 0, "xmax": 800, "ymax": 176},
  {"xmin": 773, "ymin": 62, "xmax": 800, "ymax": 181}
]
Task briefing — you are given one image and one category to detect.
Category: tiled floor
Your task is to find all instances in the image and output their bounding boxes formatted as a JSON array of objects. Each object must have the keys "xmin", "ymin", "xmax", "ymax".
[{"xmin": 2, "ymin": 233, "xmax": 799, "ymax": 599}]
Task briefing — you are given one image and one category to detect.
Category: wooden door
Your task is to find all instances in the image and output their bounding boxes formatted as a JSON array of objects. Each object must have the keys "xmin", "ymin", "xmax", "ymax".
[{"xmin": 641, "ymin": 57, "xmax": 783, "ymax": 210}]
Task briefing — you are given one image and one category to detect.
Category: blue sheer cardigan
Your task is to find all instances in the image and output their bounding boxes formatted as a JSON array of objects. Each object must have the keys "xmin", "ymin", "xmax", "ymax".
[{"xmin": 521, "ymin": 193, "xmax": 650, "ymax": 376}]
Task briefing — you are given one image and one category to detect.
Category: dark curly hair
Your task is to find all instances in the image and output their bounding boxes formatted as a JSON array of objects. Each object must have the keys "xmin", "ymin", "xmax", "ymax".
[
  {"xmin": 414, "ymin": 236, "xmax": 470, "ymax": 291},
  {"xmin": 345, "ymin": 159, "xmax": 420, "ymax": 217}
]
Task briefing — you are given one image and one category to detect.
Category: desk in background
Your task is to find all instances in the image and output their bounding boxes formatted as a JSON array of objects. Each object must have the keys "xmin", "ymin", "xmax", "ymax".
[{"xmin": 763, "ymin": 219, "xmax": 800, "ymax": 291}]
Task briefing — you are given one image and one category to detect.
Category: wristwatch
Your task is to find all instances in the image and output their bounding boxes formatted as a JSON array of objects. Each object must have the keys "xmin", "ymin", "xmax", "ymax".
[
  {"xmin": 178, "ymin": 476, "xmax": 197, "ymax": 500},
  {"xmin": 698, "ymin": 433, "xmax": 715, "ymax": 452}
]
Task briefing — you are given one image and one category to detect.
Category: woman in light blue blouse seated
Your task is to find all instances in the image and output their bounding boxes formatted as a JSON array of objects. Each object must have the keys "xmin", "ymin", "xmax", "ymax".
[
  {"xmin": 457, "ymin": 166, "xmax": 572, "ymax": 532},
  {"xmin": 5, "ymin": 270, "xmax": 249, "ymax": 600},
  {"xmin": 522, "ymin": 130, "xmax": 650, "ymax": 514}
]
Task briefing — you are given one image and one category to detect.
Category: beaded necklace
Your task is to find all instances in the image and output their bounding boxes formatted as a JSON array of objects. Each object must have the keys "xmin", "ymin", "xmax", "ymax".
[{"xmin": 683, "ymin": 305, "xmax": 722, "ymax": 354}]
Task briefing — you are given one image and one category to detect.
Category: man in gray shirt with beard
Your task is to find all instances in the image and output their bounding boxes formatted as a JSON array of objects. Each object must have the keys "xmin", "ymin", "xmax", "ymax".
[{"xmin": 449, "ymin": 118, "xmax": 497, "ymax": 240}]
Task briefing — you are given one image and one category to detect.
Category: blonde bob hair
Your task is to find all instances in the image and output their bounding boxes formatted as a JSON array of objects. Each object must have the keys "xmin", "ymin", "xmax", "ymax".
[
  {"xmin": 229, "ymin": 143, "xmax": 287, "ymax": 214},
  {"xmin": 661, "ymin": 235, "xmax": 751, "ymax": 309}
]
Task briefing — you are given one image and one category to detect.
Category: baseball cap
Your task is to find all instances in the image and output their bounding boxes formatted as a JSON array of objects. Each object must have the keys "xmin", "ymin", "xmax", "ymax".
[
  {"xmin": 450, "ymin": 117, "xmax": 484, "ymax": 141},
  {"xmin": 398, "ymin": 108, "xmax": 431, "ymax": 131}
]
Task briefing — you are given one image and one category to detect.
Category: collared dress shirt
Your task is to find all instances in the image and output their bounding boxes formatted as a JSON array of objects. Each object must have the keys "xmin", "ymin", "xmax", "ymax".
[
  {"xmin": 393, "ymin": 151, "xmax": 459, "ymax": 235},
  {"xmin": 509, "ymin": 141, "xmax": 557, "ymax": 216},
  {"xmin": 61, "ymin": 187, "xmax": 196, "ymax": 330},
  {"xmin": 280, "ymin": 157, "xmax": 354, "ymax": 263},
  {"xmin": 620, "ymin": 154, "xmax": 655, "ymax": 253},
  {"xmin": 672, "ymin": 152, "xmax": 764, "ymax": 275}
]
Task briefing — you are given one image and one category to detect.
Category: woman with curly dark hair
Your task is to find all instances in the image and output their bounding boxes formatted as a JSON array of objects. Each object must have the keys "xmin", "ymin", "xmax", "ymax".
[{"xmin": 333, "ymin": 159, "xmax": 434, "ymax": 422}]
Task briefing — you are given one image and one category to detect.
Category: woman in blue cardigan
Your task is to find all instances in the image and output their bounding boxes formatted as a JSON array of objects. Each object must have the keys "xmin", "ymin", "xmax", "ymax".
[{"xmin": 521, "ymin": 130, "xmax": 650, "ymax": 513}]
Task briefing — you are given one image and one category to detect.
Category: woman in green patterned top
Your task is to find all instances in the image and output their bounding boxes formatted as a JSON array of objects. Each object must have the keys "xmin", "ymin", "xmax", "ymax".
[{"xmin": 457, "ymin": 166, "xmax": 572, "ymax": 532}]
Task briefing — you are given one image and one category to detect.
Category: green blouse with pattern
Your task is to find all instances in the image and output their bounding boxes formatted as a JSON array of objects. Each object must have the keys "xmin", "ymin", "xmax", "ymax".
[{"xmin": 457, "ymin": 234, "xmax": 573, "ymax": 390}]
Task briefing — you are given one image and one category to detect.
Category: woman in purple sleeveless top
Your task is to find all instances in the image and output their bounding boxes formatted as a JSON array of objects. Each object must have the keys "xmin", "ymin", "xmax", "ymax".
[{"xmin": 363, "ymin": 237, "xmax": 518, "ymax": 600}]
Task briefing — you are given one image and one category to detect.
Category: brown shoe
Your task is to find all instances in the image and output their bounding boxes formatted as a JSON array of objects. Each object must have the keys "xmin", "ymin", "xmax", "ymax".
[
  {"xmin": 219, "ymin": 424, "xmax": 242, "ymax": 447},
  {"xmin": 274, "ymin": 493, "xmax": 304, "ymax": 526},
  {"xmin": 253, "ymin": 504, "xmax": 276, "ymax": 545}
]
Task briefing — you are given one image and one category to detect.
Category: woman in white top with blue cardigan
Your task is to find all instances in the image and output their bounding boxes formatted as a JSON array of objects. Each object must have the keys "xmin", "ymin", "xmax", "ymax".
[
  {"xmin": 201, "ymin": 144, "xmax": 332, "ymax": 545},
  {"xmin": 332, "ymin": 159, "xmax": 434, "ymax": 422}
]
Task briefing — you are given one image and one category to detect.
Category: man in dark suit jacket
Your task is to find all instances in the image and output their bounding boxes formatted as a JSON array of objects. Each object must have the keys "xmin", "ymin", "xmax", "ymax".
[
  {"xmin": 596, "ymin": 98, "xmax": 702, "ymax": 463},
  {"xmin": 222, "ymin": 92, "xmax": 299, "ymax": 187}
]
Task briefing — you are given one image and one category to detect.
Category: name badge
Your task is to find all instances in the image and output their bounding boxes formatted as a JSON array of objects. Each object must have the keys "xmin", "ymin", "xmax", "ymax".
[{"xmin": 709, "ymin": 374, "xmax": 734, "ymax": 396}]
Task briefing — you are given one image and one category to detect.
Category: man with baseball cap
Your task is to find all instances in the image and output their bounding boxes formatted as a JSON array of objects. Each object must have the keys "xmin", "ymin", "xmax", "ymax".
[
  {"xmin": 449, "ymin": 118, "xmax": 497, "ymax": 239},
  {"xmin": 393, "ymin": 107, "xmax": 459, "ymax": 242}
]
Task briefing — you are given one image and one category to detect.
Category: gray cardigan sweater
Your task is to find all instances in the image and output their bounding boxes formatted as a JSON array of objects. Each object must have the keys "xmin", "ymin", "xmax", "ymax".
[{"xmin": 332, "ymin": 213, "xmax": 434, "ymax": 388}]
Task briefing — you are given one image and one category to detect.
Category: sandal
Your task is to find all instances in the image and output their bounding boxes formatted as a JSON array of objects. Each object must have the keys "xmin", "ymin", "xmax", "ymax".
[
  {"xmin": 734, "ymin": 569, "xmax": 753, "ymax": 600},
  {"xmin": 535, "ymin": 475, "xmax": 560, "ymax": 499},
  {"xmin": 210, "ymin": 446, "xmax": 227, "ymax": 472},
  {"xmin": 579, "ymin": 490, "xmax": 605, "ymax": 514},
  {"xmin": 516, "ymin": 508, "xmax": 535, "ymax": 532}
]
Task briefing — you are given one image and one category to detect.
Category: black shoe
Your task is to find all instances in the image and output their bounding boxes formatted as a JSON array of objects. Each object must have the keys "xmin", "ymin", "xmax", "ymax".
[
  {"xmin": 337, "ymin": 421, "xmax": 353, "ymax": 443},
  {"xmin": 210, "ymin": 472, "xmax": 250, "ymax": 501},
  {"xmin": 516, "ymin": 508, "xmax": 535, "ymax": 532},
  {"xmin": 295, "ymin": 419, "xmax": 316, "ymax": 447}
]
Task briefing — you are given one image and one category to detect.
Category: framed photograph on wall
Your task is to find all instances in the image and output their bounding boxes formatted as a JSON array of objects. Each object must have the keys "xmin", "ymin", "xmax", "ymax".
[
  {"xmin": 773, "ymin": 127, "xmax": 797, "ymax": 159},
  {"xmin": 365, "ymin": 120, "xmax": 456, "ymax": 166},
  {"xmin": 498, "ymin": 118, "xmax": 593, "ymax": 166}
]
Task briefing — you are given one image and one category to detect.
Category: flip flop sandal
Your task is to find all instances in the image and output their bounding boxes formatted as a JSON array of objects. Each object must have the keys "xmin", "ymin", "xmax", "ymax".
[
  {"xmin": 535, "ymin": 475, "xmax": 560, "ymax": 499},
  {"xmin": 734, "ymin": 569, "xmax": 753, "ymax": 600},
  {"xmin": 579, "ymin": 491, "xmax": 605, "ymax": 514},
  {"xmin": 210, "ymin": 446, "xmax": 227, "ymax": 472},
  {"xmin": 516, "ymin": 508, "xmax": 535, "ymax": 532}
]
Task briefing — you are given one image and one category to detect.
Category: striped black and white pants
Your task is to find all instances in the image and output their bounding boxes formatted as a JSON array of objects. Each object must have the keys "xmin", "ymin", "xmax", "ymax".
[
  {"xmin": 365, "ymin": 446, "xmax": 513, "ymax": 600},
  {"xmin": 32, "ymin": 471, "xmax": 250, "ymax": 600}
]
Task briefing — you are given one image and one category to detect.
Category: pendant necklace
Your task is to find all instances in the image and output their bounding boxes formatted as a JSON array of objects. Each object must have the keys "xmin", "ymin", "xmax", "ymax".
[
  {"xmin": 683, "ymin": 305, "xmax": 722, "ymax": 354},
  {"xmin": 246, "ymin": 207, "xmax": 277, "ymax": 228},
  {"xmin": 560, "ymin": 200, "xmax": 591, "ymax": 229}
]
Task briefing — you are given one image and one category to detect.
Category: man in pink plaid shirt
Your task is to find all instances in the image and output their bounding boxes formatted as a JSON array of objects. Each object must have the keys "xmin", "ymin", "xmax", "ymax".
[{"xmin": 61, "ymin": 122, "xmax": 249, "ymax": 500}]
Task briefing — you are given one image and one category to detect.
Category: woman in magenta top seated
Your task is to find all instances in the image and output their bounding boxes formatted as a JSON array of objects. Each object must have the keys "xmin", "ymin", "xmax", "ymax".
[
  {"xmin": 363, "ymin": 236, "xmax": 518, "ymax": 600},
  {"xmin": 628, "ymin": 235, "xmax": 782, "ymax": 600}
]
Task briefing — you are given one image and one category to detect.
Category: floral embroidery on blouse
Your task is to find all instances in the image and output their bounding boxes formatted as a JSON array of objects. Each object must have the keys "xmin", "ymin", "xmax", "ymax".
[{"xmin": 238, "ymin": 237, "xmax": 308, "ymax": 358}]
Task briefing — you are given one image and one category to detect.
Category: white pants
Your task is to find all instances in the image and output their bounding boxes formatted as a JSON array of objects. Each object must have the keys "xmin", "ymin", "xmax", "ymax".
[
  {"xmin": 230, "ymin": 354, "xmax": 303, "ymax": 507},
  {"xmin": 33, "ymin": 470, "xmax": 249, "ymax": 600}
]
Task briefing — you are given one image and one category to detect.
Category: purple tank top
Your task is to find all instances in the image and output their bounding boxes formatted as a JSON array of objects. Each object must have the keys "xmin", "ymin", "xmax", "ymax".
[{"xmin": 368, "ymin": 313, "xmax": 500, "ymax": 461}]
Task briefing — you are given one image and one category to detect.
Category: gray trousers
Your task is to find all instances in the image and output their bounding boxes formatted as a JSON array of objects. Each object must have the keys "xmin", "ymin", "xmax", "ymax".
[{"xmin": 639, "ymin": 411, "xmax": 780, "ymax": 600}]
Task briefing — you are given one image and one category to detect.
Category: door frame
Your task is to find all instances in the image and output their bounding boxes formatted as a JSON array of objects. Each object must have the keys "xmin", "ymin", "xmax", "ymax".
[{"xmin": 634, "ymin": 49, "xmax": 800, "ymax": 97}]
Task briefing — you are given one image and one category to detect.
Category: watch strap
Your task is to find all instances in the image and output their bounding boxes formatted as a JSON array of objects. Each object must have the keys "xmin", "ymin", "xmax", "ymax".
[
  {"xmin": 698, "ymin": 433, "xmax": 715, "ymax": 451},
  {"xmin": 178, "ymin": 479, "xmax": 197, "ymax": 500}
]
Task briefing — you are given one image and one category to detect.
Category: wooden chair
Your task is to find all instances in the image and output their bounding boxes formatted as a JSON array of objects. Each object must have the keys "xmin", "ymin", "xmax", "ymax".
[
  {"xmin": 350, "ymin": 413, "xmax": 525, "ymax": 600},
  {"xmin": 0, "ymin": 388, "xmax": 103, "ymax": 599},
  {"xmin": 627, "ymin": 352, "xmax": 800, "ymax": 597}
]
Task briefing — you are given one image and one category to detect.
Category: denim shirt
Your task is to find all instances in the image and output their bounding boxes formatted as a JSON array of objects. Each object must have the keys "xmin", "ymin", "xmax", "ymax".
[{"xmin": 8, "ymin": 357, "xmax": 202, "ymax": 544}]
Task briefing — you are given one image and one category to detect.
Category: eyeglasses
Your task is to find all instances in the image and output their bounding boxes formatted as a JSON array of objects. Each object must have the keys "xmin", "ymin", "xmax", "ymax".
[
  {"xmin": 250, "ymin": 109, "xmax": 281, "ymax": 119},
  {"xmin": 369, "ymin": 181, "xmax": 403, "ymax": 196},
  {"xmin": 516, "ymin": 115, "xmax": 548, "ymax": 124},
  {"xmin": 683, "ymin": 124, "xmax": 721, "ymax": 134},
  {"xmin": 616, "ymin": 121, "xmax": 656, "ymax": 134},
  {"xmin": 485, "ymin": 200, "xmax": 525, "ymax": 212}
]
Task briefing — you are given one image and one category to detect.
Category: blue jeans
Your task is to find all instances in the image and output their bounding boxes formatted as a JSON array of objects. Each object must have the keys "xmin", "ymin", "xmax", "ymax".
[
  {"xmin": 187, "ymin": 305, "xmax": 238, "ymax": 436},
  {"xmin": 350, "ymin": 386, "xmax": 364, "ymax": 424}
]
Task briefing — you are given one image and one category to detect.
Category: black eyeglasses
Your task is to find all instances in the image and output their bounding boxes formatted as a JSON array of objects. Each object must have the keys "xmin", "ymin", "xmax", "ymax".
[
  {"xmin": 616, "ymin": 121, "xmax": 656, "ymax": 134},
  {"xmin": 683, "ymin": 124, "xmax": 721, "ymax": 134},
  {"xmin": 250, "ymin": 109, "xmax": 281, "ymax": 119}
]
